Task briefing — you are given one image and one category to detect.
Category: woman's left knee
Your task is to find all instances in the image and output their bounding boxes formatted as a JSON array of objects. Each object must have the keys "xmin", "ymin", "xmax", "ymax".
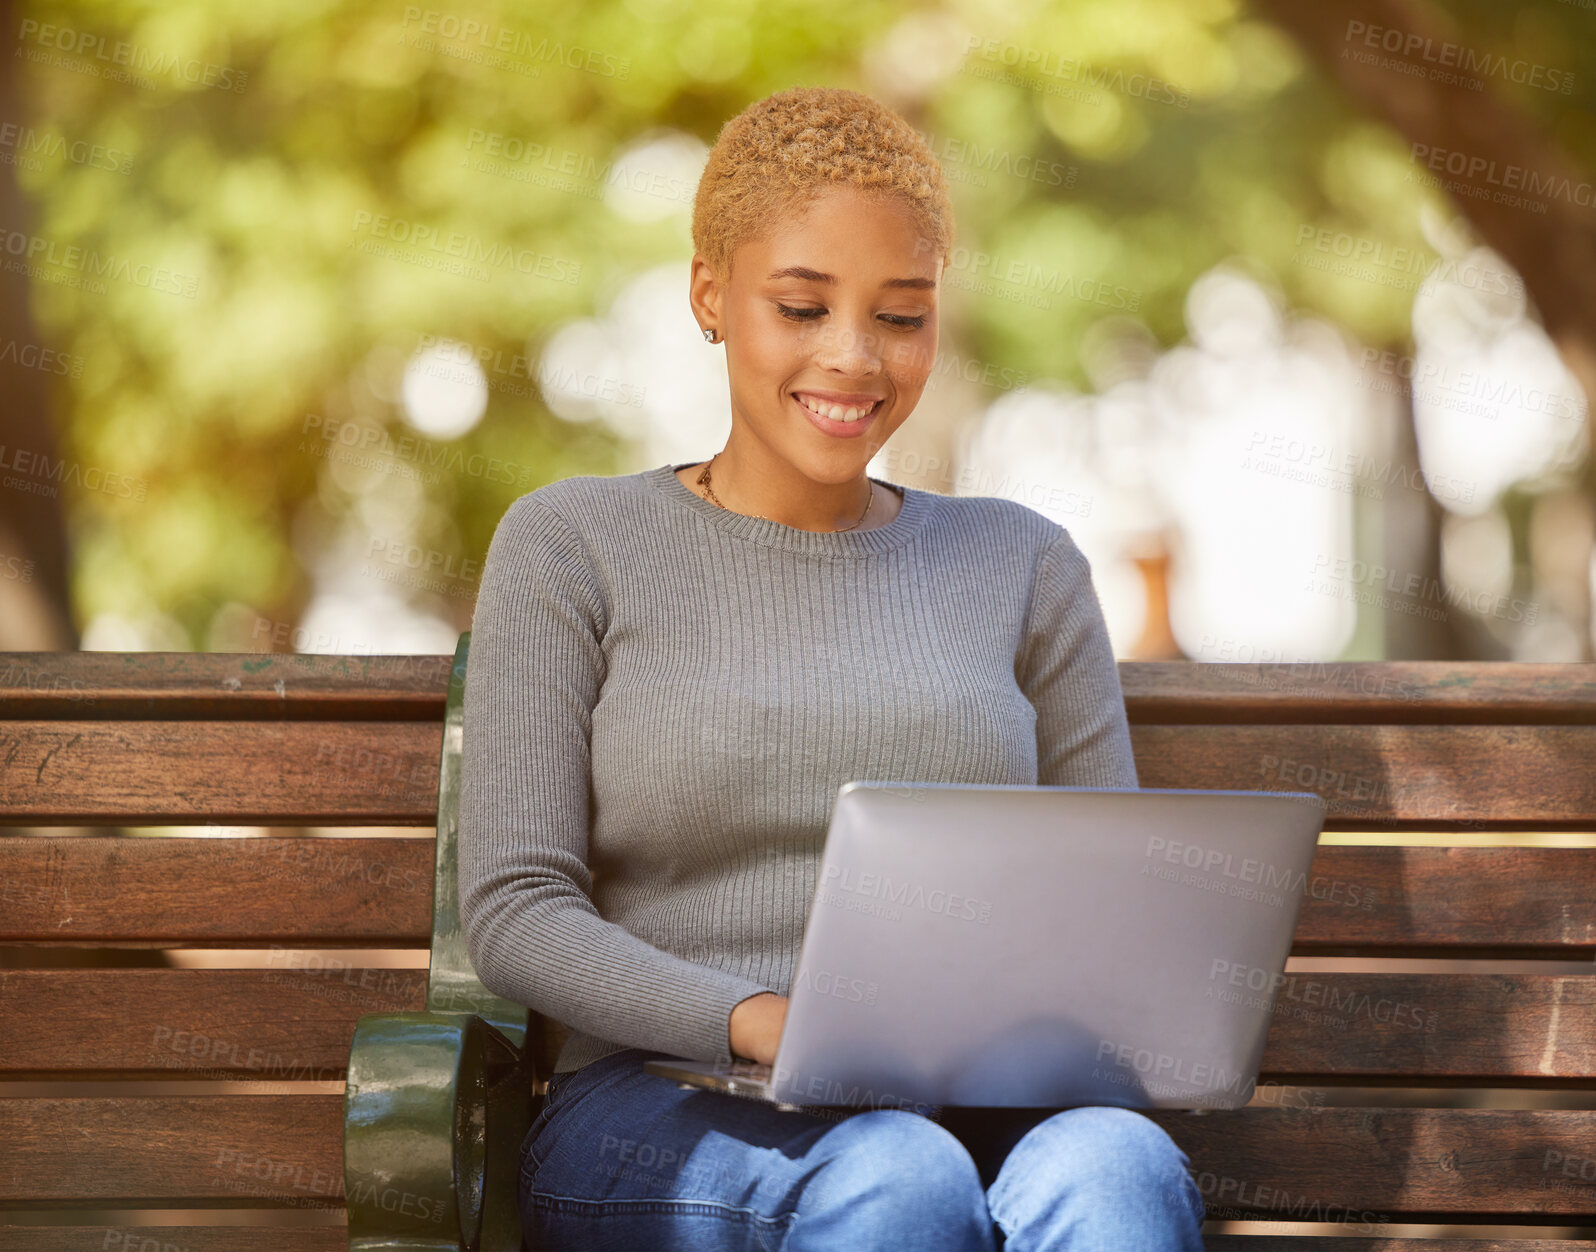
[{"xmin": 1007, "ymin": 1106, "xmax": 1194, "ymax": 1192}]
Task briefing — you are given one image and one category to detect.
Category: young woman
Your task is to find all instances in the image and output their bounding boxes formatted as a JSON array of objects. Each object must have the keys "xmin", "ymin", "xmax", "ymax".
[{"xmin": 459, "ymin": 85, "xmax": 1207, "ymax": 1250}]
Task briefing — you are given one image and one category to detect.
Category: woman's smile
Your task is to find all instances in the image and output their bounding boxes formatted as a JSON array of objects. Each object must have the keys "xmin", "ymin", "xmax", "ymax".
[{"xmin": 790, "ymin": 389, "xmax": 885, "ymax": 437}]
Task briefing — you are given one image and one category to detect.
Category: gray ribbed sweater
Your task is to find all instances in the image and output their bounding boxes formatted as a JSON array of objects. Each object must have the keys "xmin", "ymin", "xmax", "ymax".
[{"xmin": 458, "ymin": 462, "xmax": 1139, "ymax": 1075}]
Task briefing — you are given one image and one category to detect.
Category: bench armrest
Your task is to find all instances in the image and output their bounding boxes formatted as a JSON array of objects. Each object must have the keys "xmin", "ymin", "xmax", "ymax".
[
  {"xmin": 343, "ymin": 634, "xmax": 540, "ymax": 1250},
  {"xmin": 345, "ymin": 1010, "xmax": 533, "ymax": 1252}
]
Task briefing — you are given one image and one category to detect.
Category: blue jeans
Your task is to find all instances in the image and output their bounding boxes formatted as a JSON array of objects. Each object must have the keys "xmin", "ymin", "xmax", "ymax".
[{"xmin": 519, "ymin": 1048, "xmax": 1207, "ymax": 1250}]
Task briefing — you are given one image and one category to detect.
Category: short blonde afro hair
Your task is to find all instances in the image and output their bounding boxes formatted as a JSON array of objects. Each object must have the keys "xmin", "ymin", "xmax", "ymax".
[{"xmin": 692, "ymin": 86, "xmax": 955, "ymax": 279}]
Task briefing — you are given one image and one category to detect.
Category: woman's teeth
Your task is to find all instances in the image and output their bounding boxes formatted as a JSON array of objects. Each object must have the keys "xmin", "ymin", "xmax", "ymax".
[{"xmin": 796, "ymin": 394, "xmax": 877, "ymax": 423}]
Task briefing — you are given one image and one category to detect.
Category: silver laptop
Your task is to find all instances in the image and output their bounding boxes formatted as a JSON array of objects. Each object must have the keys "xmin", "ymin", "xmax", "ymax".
[{"xmin": 643, "ymin": 781, "xmax": 1328, "ymax": 1113}]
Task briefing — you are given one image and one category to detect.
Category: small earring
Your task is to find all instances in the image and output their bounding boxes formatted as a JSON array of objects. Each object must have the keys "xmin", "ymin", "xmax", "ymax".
[{"xmin": 703, "ymin": 328, "xmax": 718, "ymax": 344}]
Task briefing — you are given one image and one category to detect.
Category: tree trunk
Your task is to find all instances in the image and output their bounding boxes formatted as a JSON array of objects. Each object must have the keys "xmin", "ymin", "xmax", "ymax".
[{"xmin": 0, "ymin": 0, "xmax": 76, "ymax": 650}]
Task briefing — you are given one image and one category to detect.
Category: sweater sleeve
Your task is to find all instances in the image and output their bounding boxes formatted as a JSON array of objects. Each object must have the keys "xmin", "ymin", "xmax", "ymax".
[
  {"xmin": 458, "ymin": 495, "xmax": 775, "ymax": 1064},
  {"xmin": 1016, "ymin": 530, "xmax": 1140, "ymax": 790}
]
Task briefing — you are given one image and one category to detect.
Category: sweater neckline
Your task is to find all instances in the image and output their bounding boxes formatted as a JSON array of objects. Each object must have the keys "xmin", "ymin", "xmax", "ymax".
[{"xmin": 646, "ymin": 462, "xmax": 931, "ymax": 557}]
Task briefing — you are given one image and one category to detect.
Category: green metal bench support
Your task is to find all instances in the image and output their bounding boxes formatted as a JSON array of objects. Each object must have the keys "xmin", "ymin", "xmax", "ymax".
[{"xmin": 344, "ymin": 632, "xmax": 537, "ymax": 1252}]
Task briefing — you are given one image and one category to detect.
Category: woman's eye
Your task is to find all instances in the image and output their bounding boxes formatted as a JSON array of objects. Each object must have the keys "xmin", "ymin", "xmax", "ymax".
[{"xmin": 776, "ymin": 304, "xmax": 927, "ymax": 329}]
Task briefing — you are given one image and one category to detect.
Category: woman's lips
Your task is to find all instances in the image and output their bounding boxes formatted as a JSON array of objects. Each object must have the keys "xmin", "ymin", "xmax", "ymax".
[{"xmin": 790, "ymin": 392, "xmax": 882, "ymax": 438}]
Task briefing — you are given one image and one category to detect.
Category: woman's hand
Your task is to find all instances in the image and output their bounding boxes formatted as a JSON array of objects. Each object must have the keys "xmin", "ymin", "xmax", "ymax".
[{"xmin": 728, "ymin": 992, "xmax": 788, "ymax": 1066}]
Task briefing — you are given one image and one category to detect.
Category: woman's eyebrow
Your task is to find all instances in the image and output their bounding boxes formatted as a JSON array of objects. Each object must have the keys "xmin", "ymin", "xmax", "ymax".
[{"xmin": 766, "ymin": 264, "xmax": 935, "ymax": 290}]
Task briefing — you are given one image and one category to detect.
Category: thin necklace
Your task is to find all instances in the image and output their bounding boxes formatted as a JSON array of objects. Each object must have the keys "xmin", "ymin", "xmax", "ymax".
[{"xmin": 695, "ymin": 454, "xmax": 877, "ymax": 532}]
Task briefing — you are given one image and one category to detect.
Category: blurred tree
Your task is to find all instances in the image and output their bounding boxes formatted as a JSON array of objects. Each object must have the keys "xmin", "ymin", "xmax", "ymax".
[
  {"xmin": 1256, "ymin": 0, "xmax": 1596, "ymax": 655},
  {"xmin": 4, "ymin": 0, "xmax": 1589, "ymax": 658},
  {"xmin": 0, "ymin": 0, "xmax": 74, "ymax": 649}
]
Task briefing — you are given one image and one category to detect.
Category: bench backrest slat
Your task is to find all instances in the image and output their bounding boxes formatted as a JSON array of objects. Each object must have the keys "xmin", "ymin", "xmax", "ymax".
[
  {"xmin": 0, "ymin": 836, "xmax": 433, "ymax": 944},
  {"xmin": 1292, "ymin": 846, "xmax": 1596, "ymax": 957},
  {"xmin": 0, "ymin": 1095, "xmax": 346, "ymax": 1206},
  {"xmin": 1145, "ymin": 1106, "xmax": 1596, "ymax": 1223},
  {"xmin": 8, "ymin": 967, "xmax": 1590, "ymax": 1084},
  {"xmin": 1120, "ymin": 661, "xmax": 1596, "ymax": 722},
  {"xmin": 0, "ymin": 967, "xmax": 425, "ymax": 1079},
  {"xmin": 0, "ymin": 652, "xmax": 452, "ymax": 718},
  {"xmin": 1132, "ymin": 725, "xmax": 1596, "ymax": 828},
  {"xmin": 0, "ymin": 1230, "xmax": 348, "ymax": 1251},
  {"xmin": 9, "ymin": 656, "xmax": 1590, "ymax": 721},
  {"xmin": 8, "ymin": 839, "xmax": 1593, "ymax": 956},
  {"xmin": 0, "ymin": 721, "xmax": 443, "ymax": 825}
]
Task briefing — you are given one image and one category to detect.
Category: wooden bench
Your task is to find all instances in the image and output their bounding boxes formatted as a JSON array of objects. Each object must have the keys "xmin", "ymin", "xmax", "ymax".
[
  {"xmin": 0, "ymin": 646, "xmax": 463, "ymax": 1250},
  {"xmin": 2, "ymin": 638, "xmax": 1594, "ymax": 1249}
]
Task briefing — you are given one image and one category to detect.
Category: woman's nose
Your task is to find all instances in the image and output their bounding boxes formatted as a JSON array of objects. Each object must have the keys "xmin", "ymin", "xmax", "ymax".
[{"xmin": 809, "ymin": 320, "xmax": 884, "ymax": 375}]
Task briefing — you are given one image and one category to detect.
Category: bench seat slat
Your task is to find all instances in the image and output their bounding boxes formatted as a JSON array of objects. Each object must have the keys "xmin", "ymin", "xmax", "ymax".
[
  {"xmin": 0, "ymin": 969, "xmax": 426, "ymax": 1078},
  {"xmin": 0, "ymin": 837, "xmax": 432, "ymax": 945},
  {"xmin": 0, "ymin": 1096, "xmax": 345, "ymax": 1207},
  {"xmin": 1132, "ymin": 725, "xmax": 1596, "ymax": 828},
  {"xmin": 0, "ymin": 722, "xmax": 442, "ymax": 825}
]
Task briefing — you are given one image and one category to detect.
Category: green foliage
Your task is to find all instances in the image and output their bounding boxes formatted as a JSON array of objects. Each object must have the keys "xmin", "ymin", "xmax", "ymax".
[{"xmin": 13, "ymin": 0, "xmax": 1588, "ymax": 645}]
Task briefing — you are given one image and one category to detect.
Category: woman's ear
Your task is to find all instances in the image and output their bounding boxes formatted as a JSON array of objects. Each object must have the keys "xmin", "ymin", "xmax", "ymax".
[{"xmin": 688, "ymin": 252, "xmax": 725, "ymax": 337}]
